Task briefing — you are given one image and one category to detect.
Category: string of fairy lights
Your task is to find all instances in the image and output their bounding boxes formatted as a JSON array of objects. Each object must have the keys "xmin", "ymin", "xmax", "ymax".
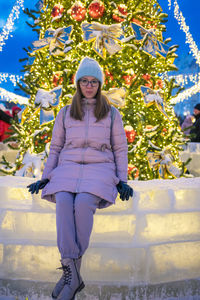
[
  {"xmin": 0, "ymin": 0, "xmax": 25, "ymax": 102},
  {"xmin": 168, "ymin": 0, "xmax": 200, "ymax": 103},
  {"xmin": 165, "ymin": 72, "xmax": 200, "ymax": 87},
  {"xmin": 0, "ymin": 0, "xmax": 24, "ymax": 52},
  {"xmin": 0, "ymin": 87, "xmax": 28, "ymax": 104},
  {"xmin": 0, "ymin": 72, "xmax": 23, "ymax": 86},
  {"xmin": 168, "ymin": 0, "xmax": 171, "ymax": 10}
]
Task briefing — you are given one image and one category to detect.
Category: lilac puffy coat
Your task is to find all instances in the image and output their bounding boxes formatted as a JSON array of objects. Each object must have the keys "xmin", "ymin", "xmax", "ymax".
[{"xmin": 41, "ymin": 98, "xmax": 128, "ymax": 208}]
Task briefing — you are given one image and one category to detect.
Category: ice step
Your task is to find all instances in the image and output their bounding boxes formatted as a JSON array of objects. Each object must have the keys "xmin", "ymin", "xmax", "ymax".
[
  {"xmin": 1, "ymin": 240, "xmax": 200, "ymax": 285},
  {"xmin": 1, "ymin": 278, "xmax": 200, "ymax": 300},
  {"xmin": 0, "ymin": 242, "xmax": 146, "ymax": 284}
]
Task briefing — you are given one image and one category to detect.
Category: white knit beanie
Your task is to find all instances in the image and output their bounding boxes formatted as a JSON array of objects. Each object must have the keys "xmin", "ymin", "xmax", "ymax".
[{"xmin": 75, "ymin": 57, "xmax": 104, "ymax": 85}]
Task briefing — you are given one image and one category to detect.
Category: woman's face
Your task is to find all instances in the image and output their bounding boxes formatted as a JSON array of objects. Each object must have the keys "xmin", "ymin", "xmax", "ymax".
[{"xmin": 79, "ymin": 76, "xmax": 100, "ymax": 99}]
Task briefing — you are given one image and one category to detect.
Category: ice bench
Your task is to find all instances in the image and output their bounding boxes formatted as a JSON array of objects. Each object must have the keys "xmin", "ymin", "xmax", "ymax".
[{"xmin": 0, "ymin": 176, "xmax": 200, "ymax": 299}]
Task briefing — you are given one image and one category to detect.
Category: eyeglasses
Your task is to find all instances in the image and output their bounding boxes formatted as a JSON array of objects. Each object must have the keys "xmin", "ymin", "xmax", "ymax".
[{"xmin": 79, "ymin": 78, "xmax": 99, "ymax": 87}]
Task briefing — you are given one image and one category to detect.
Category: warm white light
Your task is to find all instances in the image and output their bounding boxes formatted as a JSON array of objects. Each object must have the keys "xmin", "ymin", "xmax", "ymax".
[
  {"xmin": 161, "ymin": 72, "xmax": 200, "ymax": 88},
  {"xmin": 171, "ymin": 82, "xmax": 200, "ymax": 104},
  {"xmin": 0, "ymin": 87, "xmax": 29, "ymax": 104},
  {"xmin": 0, "ymin": 0, "xmax": 24, "ymax": 52},
  {"xmin": 0, "ymin": 72, "xmax": 23, "ymax": 86},
  {"xmin": 170, "ymin": 0, "xmax": 200, "ymax": 66}
]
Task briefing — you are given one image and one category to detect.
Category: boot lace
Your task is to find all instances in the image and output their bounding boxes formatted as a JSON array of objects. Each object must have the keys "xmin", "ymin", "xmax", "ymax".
[{"xmin": 62, "ymin": 265, "xmax": 72, "ymax": 285}]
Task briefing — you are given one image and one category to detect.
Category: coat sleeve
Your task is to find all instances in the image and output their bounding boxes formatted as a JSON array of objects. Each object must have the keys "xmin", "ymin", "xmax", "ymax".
[
  {"xmin": 111, "ymin": 108, "xmax": 128, "ymax": 182},
  {"xmin": 42, "ymin": 108, "xmax": 65, "ymax": 179}
]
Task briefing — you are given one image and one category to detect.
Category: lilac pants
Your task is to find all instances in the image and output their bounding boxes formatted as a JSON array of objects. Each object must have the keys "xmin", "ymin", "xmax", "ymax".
[{"xmin": 55, "ymin": 191, "xmax": 100, "ymax": 259}]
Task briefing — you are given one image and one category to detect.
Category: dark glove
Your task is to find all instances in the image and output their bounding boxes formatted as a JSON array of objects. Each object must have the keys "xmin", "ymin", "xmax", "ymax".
[
  {"xmin": 27, "ymin": 178, "xmax": 49, "ymax": 194},
  {"xmin": 116, "ymin": 180, "xmax": 133, "ymax": 201}
]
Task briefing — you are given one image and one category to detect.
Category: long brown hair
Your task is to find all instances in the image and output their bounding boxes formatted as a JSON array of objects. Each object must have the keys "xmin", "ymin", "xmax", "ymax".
[{"xmin": 70, "ymin": 81, "xmax": 111, "ymax": 121}]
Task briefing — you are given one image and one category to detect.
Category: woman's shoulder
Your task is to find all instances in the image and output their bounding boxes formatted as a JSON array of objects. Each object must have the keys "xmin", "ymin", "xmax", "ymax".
[
  {"xmin": 57, "ymin": 105, "xmax": 71, "ymax": 116},
  {"xmin": 110, "ymin": 105, "xmax": 122, "ymax": 118}
]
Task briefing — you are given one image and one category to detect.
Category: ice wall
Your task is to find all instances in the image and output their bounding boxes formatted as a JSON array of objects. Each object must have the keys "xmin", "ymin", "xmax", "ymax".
[{"xmin": 0, "ymin": 175, "xmax": 200, "ymax": 289}]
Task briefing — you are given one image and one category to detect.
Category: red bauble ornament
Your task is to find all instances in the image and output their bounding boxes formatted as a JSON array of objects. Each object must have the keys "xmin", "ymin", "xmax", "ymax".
[
  {"xmin": 88, "ymin": 0, "xmax": 105, "ymax": 19},
  {"xmin": 124, "ymin": 125, "xmax": 137, "ymax": 143},
  {"xmin": 71, "ymin": 2, "xmax": 86, "ymax": 21},
  {"xmin": 51, "ymin": 4, "xmax": 64, "ymax": 19}
]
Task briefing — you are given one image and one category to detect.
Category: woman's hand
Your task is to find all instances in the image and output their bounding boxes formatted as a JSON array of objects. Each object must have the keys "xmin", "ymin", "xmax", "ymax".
[
  {"xmin": 27, "ymin": 178, "xmax": 49, "ymax": 194},
  {"xmin": 116, "ymin": 181, "xmax": 133, "ymax": 201}
]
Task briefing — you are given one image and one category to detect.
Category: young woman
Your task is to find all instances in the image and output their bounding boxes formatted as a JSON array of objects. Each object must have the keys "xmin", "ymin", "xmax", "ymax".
[{"xmin": 28, "ymin": 57, "xmax": 133, "ymax": 300}]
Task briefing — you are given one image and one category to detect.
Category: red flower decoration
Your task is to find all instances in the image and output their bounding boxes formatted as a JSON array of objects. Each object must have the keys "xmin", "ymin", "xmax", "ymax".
[
  {"xmin": 71, "ymin": 74, "xmax": 75, "ymax": 84},
  {"xmin": 118, "ymin": 4, "xmax": 127, "ymax": 16},
  {"xmin": 145, "ymin": 81, "xmax": 153, "ymax": 88},
  {"xmin": 52, "ymin": 72, "xmax": 63, "ymax": 87},
  {"xmin": 88, "ymin": 0, "xmax": 105, "ymax": 19},
  {"xmin": 112, "ymin": 14, "xmax": 124, "ymax": 23},
  {"xmin": 142, "ymin": 74, "xmax": 153, "ymax": 88},
  {"xmin": 128, "ymin": 164, "xmax": 139, "ymax": 179},
  {"xmin": 124, "ymin": 125, "xmax": 137, "ymax": 143},
  {"xmin": 112, "ymin": 4, "xmax": 127, "ymax": 23},
  {"xmin": 105, "ymin": 70, "xmax": 114, "ymax": 84},
  {"xmin": 122, "ymin": 74, "xmax": 136, "ymax": 86},
  {"xmin": 155, "ymin": 79, "xmax": 163, "ymax": 89},
  {"xmin": 142, "ymin": 73, "xmax": 151, "ymax": 81},
  {"xmin": 131, "ymin": 18, "xmax": 142, "ymax": 26},
  {"xmin": 147, "ymin": 20, "xmax": 157, "ymax": 29},
  {"xmin": 71, "ymin": 2, "xmax": 86, "ymax": 21}
]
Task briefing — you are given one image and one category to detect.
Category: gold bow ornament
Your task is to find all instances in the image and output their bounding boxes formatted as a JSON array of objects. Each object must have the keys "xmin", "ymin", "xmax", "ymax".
[
  {"xmin": 141, "ymin": 86, "xmax": 170, "ymax": 121},
  {"xmin": 102, "ymin": 87, "xmax": 126, "ymax": 107},
  {"xmin": 32, "ymin": 26, "xmax": 73, "ymax": 56},
  {"xmin": 130, "ymin": 22, "xmax": 169, "ymax": 58},
  {"xmin": 34, "ymin": 86, "xmax": 62, "ymax": 125},
  {"xmin": 15, "ymin": 150, "xmax": 46, "ymax": 178},
  {"xmin": 81, "ymin": 22, "xmax": 125, "ymax": 59},
  {"xmin": 147, "ymin": 149, "xmax": 181, "ymax": 179}
]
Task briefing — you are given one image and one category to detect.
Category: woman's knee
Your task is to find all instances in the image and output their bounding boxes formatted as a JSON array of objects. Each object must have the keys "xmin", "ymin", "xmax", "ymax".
[
  {"xmin": 56, "ymin": 191, "xmax": 74, "ymax": 207},
  {"xmin": 75, "ymin": 193, "xmax": 99, "ymax": 213}
]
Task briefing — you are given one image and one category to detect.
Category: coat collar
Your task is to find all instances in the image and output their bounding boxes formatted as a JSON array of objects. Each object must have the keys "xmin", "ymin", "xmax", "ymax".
[{"xmin": 81, "ymin": 98, "xmax": 97, "ymax": 106}]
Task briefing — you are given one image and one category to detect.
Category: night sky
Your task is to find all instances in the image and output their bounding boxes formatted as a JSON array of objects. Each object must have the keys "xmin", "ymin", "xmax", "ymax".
[{"xmin": 0, "ymin": 0, "xmax": 199, "ymax": 94}]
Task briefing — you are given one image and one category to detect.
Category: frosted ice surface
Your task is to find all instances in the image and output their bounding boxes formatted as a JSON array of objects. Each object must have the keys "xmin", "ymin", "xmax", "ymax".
[
  {"xmin": 140, "ymin": 212, "xmax": 200, "ymax": 243},
  {"xmin": 0, "ymin": 175, "xmax": 200, "ymax": 286},
  {"xmin": 174, "ymin": 189, "xmax": 200, "ymax": 210},
  {"xmin": 138, "ymin": 190, "xmax": 171, "ymax": 211},
  {"xmin": 149, "ymin": 241, "xmax": 200, "ymax": 283}
]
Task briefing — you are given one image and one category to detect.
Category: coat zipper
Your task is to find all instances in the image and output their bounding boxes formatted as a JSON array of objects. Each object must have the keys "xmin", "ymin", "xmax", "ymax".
[{"xmin": 75, "ymin": 100, "xmax": 89, "ymax": 193}]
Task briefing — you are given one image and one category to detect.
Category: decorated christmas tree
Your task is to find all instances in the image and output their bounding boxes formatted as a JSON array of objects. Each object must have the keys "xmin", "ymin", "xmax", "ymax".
[{"xmin": 1, "ymin": 0, "xmax": 188, "ymax": 180}]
